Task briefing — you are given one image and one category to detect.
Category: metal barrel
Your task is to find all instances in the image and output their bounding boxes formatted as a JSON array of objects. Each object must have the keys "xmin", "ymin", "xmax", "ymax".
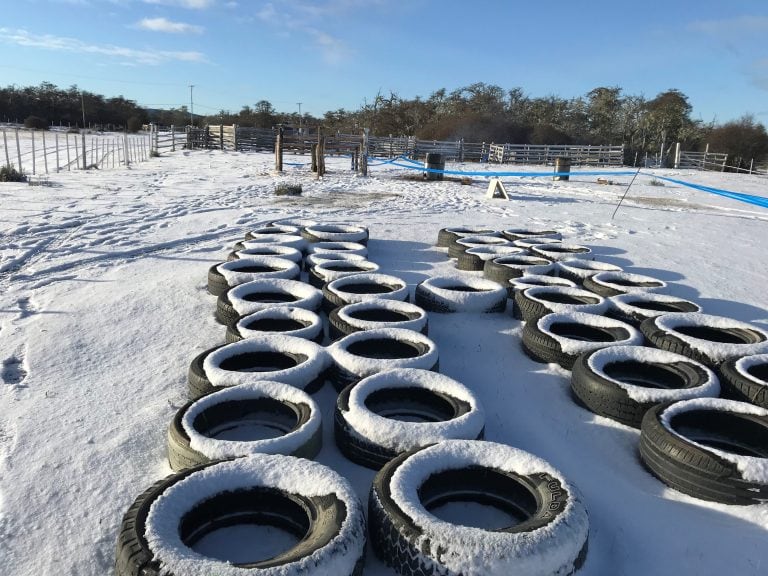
[
  {"xmin": 424, "ymin": 153, "xmax": 445, "ymax": 181},
  {"xmin": 554, "ymin": 156, "xmax": 571, "ymax": 181}
]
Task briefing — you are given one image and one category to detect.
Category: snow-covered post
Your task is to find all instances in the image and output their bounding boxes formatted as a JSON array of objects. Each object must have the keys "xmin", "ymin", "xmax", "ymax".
[{"xmin": 673, "ymin": 142, "xmax": 681, "ymax": 169}]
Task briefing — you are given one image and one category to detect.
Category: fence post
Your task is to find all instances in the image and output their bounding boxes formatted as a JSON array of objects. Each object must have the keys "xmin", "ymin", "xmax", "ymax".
[
  {"xmin": 66, "ymin": 133, "xmax": 71, "ymax": 170},
  {"xmin": 360, "ymin": 129, "xmax": 369, "ymax": 176},
  {"xmin": 42, "ymin": 131, "xmax": 49, "ymax": 173},
  {"xmin": 32, "ymin": 131, "xmax": 37, "ymax": 175},
  {"xmin": 55, "ymin": 132, "xmax": 60, "ymax": 172},
  {"xmin": 3, "ymin": 130, "xmax": 9, "ymax": 168},
  {"xmin": 124, "ymin": 131, "xmax": 130, "ymax": 166},
  {"xmin": 81, "ymin": 131, "xmax": 87, "ymax": 170},
  {"xmin": 315, "ymin": 132, "xmax": 326, "ymax": 178},
  {"xmin": 275, "ymin": 125, "xmax": 284, "ymax": 172},
  {"xmin": 171, "ymin": 125, "xmax": 176, "ymax": 152},
  {"xmin": 673, "ymin": 142, "xmax": 681, "ymax": 169},
  {"xmin": 15, "ymin": 129, "xmax": 22, "ymax": 172},
  {"xmin": 233, "ymin": 124, "xmax": 238, "ymax": 151}
]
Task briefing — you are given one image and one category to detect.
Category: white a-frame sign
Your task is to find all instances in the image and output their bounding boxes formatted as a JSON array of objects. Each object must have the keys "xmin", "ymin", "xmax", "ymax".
[{"xmin": 486, "ymin": 178, "xmax": 509, "ymax": 200}]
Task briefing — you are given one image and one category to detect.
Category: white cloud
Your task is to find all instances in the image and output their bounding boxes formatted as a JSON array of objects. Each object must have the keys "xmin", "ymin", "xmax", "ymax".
[
  {"xmin": 143, "ymin": 0, "xmax": 214, "ymax": 8},
  {"xmin": 137, "ymin": 17, "xmax": 203, "ymax": 34},
  {"xmin": 0, "ymin": 27, "xmax": 206, "ymax": 65}
]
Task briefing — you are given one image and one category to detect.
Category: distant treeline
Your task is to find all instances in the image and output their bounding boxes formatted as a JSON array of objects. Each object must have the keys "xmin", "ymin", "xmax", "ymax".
[{"xmin": 2, "ymin": 82, "xmax": 767, "ymax": 166}]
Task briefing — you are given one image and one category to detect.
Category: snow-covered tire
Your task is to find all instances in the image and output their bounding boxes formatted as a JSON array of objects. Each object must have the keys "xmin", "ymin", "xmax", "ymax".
[
  {"xmin": 268, "ymin": 217, "xmax": 318, "ymax": 229},
  {"xmin": 583, "ymin": 271, "xmax": 666, "ymax": 297},
  {"xmin": 328, "ymin": 300, "xmax": 428, "ymax": 341},
  {"xmin": 305, "ymin": 252, "xmax": 365, "ymax": 272},
  {"xmin": 167, "ymin": 381, "xmax": 322, "ymax": 471},
  {"xmin": 207, "ymin": 257, "xmax": 300, "ymax": 296},
  {"xmin": 245, "ymin": 224, "xmax": 301, "ymax": 237},
  {"xmin": 456, "ymin": 246, "xmax": 524, "ymax": 271},
  {"xmin": 215, "ymin": 279, "xmax": 322, "ymax": 326},
  {"xmin": 301, "ymin": 224, "xmax": 369, "ymax": 245},
  {"xmin": 720, "ymin": 354, "xmax": 768, "ymax": 408},
  {"xmin": 369, "ymin": 440, "xmax": 589, "ymax": 576},
  {"xmin": 436, "ymin": 226, "xmax": 496, "ymax": 248},
  {"xmin": 415, "ymin": 276, "xmax": 507, "ymax": 313},
  {"xmin": 515, "ymin": 286, "xmax": 608, "ymax": 323},
  {"xmin": 306, "ymin": 241, "xmax": 368, "ymax": 257},
  {"xmin": 500, "ymin": 228, "xmax": 562, "ymax": 242},
  {"xmin": 226, "ymin": 245, "xmax": 303, "ymax": 264},
  {"xmin": 115, "ymin": 456, "xmax": 366, "ymax": 576},
  {"xmin": 334, "ymin": 369, "xmax": 485, "ymax": 469},
  {"xmin": 507, "ymin": 274, "xmax": 577, "ymax": 318},
  {"xmin": 607, "ymin": 292, "xmax": 701, "ymax": 326},
  {"xmin": 321, "ymin": 273, "xmax": 409, "ymax": 313},
  {"xmin": 639, "ymin": 399, "xmax": 768, "ymax": 505},
  {"xmin": 328, "ymin": 328, "xmax": 439, "ymax": 391},
  {"xmin": 448, "ymin": 235, "xmax": 511, "ymax": 259},
  {"xmin": 308, "ymin": 260, "xmax": 379, "ymax": 288},
  {"xmin": 513, "ymin": 237, "xmax": 562, "ymax": 250},
  {"xmin": 556, "ymin": 259, "xmax": 623, "ymax": 284},
  {"xmin": 530, "ymin": 243, "xmax": 591, "ymax": 261},
  {"xmin": 571, "ymin": 346, "xmax": 719, "ymax": 428},
  {"xmin": 225, "ymin": 307, "xmax": 323, "ymax": 344},
  {"xmin": 235, "ymin": 234, "xmax": 308, "ymax": 253},
  {"xmin": 640, "ymin": 313, "xmax": 768, "ymax": 368},
  {"xmin": 483, "ymin": 254, "xmax": 554, "ymax": 285},
  {"xmin": 188, "ymin": 336, "xmax": 330, "ymax": 399},
  {"xmin": 522, "ymin": 312, "xmax": 643, "ymax": 369}
]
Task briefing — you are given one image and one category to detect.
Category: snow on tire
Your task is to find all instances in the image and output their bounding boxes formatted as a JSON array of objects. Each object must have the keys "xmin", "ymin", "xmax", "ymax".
[
  {"xmin": 513, "ymin": 237, "xmax": 562, "ymax": 250},
  {"xmin": 583, "ymin": 271, "xmax": 666, "ymax": 297},
  {"xmin": 500, "ymin": 228, "xmax": 562, "ymax": 242},
  {"xmin": 571, "ymin": 345, "xmax": 719, "ymax": 428},
  {"xmin": 188, "ymin": 335, "xmax": 330, "ymax": 399},
  {"xmin": 235, "ymin": 233, "xmax": 308, "ymax": 253},
  {"xmin": 555, "ymin": 258, "xmax": 623, "ymax": 284},
  {"xmin": 515, "ymin": 285, "xmax": 608, "ymax": 323},
  {"xmin": 507, "ymin": 274, "xmax": 576, "ymax": 318},
  {"xmin": 436, "ymin": 226, "xmax": 496, "ymax": 248},
  {"xmin": 215, "ymin": 279, "xmax": 322, "ymax": 326},
  {"xmin": 328, "ymin": 328, "xmax": 439, "ymax": 391},
  {"xmin": 639, "ymin": 398, "xmax": 768, "ymax": 505},
  {"xmin": 225, "ymin": 307, "xmax": 324, "ymax": 344},
  {"xmin": 305, "ymin": 251, "xmax": 365, "ymax": 272},
  {"xmin": 226, "ymin": 244, "xmax": 303, "ymax": 264},
  {"xmin": 167, "ymin": 381, "xmax": 322, "ymax": 471},
  {"xmin": 719, "ymin": 354, "xmax": 768, "ymax": 408},
  {"xmin": 328, "ymin": 299, "xmax": 428, "ymax": 341},
  {"xmin": 308, "ymin": 259, "xmax": 379, "ymax": 288},
  {"xmin": 306, "ymin": 241, "xmax": 368, "ymax": 257},
  {"xmin": 607, "ymin": 292, "xmax": 701, "ymax": 326},
  {"xmin": 522, "ymin": 311, "xmax": 643, "ymax": 369},
  {"xmin": 640, "ymin": 312, "xmax": 768, "ymax": 368},
  {"xmin": 482, "ymin": 254, "xmax": 554, "ymax": 285},
  {"xmin": 321, "ymin": 273, "xmax": 409, "ymax": 313},
  {"xmin": 448, "ymin": 235, "xmax": 512, "ymax": 259},
  {"xmin": 301, "ymin": 224, "xmax": 369, "ymax": 245},
  {"xmin": 530, "ymin": 243, "xmax": 592, "ymax": 261},
  {"xmin": 415, "ymin": 276, "xmax": 507, "ymax": 313},
  {"xmin": 456, "ymin": 245, "xmax": 525, "ymax": 271},
  {"xmin": 334, "ymin": 369, "xmax": 484, "ymax": 469},
  {"xmin": 207, "ymin": 257, "xmax": 300, "ymax": 296},
  {"xmin": 369, "ymin": 440, "xmax": 589, "ymax": 576},
  {"xmin": 115, "ymin": 455, "xmax": 366, "ymax": 576}
]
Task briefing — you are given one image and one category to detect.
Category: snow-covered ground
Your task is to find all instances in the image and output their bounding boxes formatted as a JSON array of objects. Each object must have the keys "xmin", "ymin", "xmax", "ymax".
[{"xmin": 0, "ymin": 149, "xmax": 767, "ymax": 575}]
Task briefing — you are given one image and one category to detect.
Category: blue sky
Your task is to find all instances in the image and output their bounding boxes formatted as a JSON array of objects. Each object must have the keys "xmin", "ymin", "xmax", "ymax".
[{"xmin": 1, "ymin": 0, "xmax": 767, "ymax": 123}]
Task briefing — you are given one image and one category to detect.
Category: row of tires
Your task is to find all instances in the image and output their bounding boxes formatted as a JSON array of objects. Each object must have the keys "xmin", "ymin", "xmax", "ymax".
[
  {"xmin": 117, "ymin": 219, "xmax": 590, "ymax": 576},
  {"xmin": 439, "ymin": 224, "xmax": 768, "ymax": 506}
]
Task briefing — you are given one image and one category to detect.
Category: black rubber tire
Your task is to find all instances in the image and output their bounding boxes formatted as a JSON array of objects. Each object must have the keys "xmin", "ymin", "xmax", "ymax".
[
  {"xmin": 236, "ymin": 234, "xmax": 308, "ymax": 253},
  {"xmin": 501, "ymin": 228, "xmax": 562, "ymax": 242},
  {"xmin": 328, "ymin": 300, "xmax": 428, "ymax": 341},
  {"xmin": 640, "ymin": 313, "xmax": 768, "ymax": 368},
  {"xmin": 307, "ymin": 260, "xmax": 379, "ymax": 289},
  {"xmin": 369, "ymin": 441, "xmax": 589, "ymax": 576},
  {"xmin": 188, "ymin": 339, "xmax": 328, "ymax": 399},
  {"xmin": 719, "ymin": 355, "xmax": 768, "ymax": 408},
  {"xmin": 515, "ymin": 286, "xmax": 607, "ymax": 323},
  {"xmin": 334, "ymin": 370, "xmax": 484, "ymax": 469},
  {"xmin": 571, "ymin": 346, "xmax": 718, "ymax": 428},
  {"xmin": 456, "ymin": 246, "xmax": 524, "ymax": 271},
  {"xmin": 245, "ymin": 224, "xmax": 301, "ymax": 238},
  {"xmin": 301, "ymin": 224, "xmax": 369, "ymax": 245},
  {"xmin": 507, "ymin": 275, "xmax": 577, "ymax": 318},
  {"xmin": 168, "ymin": 383, "xmax": 322, "ymax": 471},
  {"xmin": 225, "ymin": 307, "xmax": 324, "ymax": 344},
  {"xmin": 583, "ymin": 271, "xmax": 666, "ymax": 297},
  {"xmin": 436, "ymin": 226, "xmax": 495, "ymax": 248},
  {"xmin": 414, "ymin": 276, "xmax": 507, "ymax": 314},
  {"xmin": 115, "ymin": 457, "xmax": 366, "ymax": 576},
  {"xmin": 321, "ymin": 273, "xmax": 408, "ymax": 313},
  {"xmin": 215, "ymin": 279, "xmax": 322, "ymax": 326},
  {"xmin": 226, "ymin": 245, "xmax": 303, "ymax": 264},
  {"xmin": 328, "ymin": 328, "xmax": 439, "ymax": 392},
  {"xmin": 207, "ymin": 257, "xmax": 300, "ymax": 297},
  {"xmin": 521, "ymin": 312, "xmax": 641, "ymax": 369},
  {"xmin": 530, "ymin": 243, "xmax": 592, "ymax": 261},
  {"xmin": 305, "ymin": 252, "xmax": 365, "ymax": 272},
  {"xmin": 483, "ymin": 254, "xmax": 553, "ymax": 285},
  {"xmin": 639, "ymin": 400, "xmax": 768, "ymax": 505},
  {"xmin": 447, "ymin": 235, "xmax": 509, "ymax": 259},
  {"xmin": 607, "ymin": 292, "xmax": 701, "ymax": 327},
  {"xmin": 556, "ymin": 259, "xmax": 623, "ymax": 285}
]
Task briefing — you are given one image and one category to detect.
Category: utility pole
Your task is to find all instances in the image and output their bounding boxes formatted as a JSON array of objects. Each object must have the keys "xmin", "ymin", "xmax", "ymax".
[
  {"xmin": 189, "ymin": 84, "xmax": 195, "ymax": 127},
  {"xmin": 297, "ymin": 102, "xmax": 302, "ymax": 134}
]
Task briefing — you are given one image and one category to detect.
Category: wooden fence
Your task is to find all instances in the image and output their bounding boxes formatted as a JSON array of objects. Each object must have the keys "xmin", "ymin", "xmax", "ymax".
[
  {"xmin": 488, "ymin": 143, "xmax": 624, "ymax": 166},
  {"xmin": 1, "ymin": 128, "xmax": 152, "ymax": 176}
]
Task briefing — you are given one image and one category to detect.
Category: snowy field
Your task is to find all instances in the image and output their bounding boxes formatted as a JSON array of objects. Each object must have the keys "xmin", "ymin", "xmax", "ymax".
[{"xmin": 0, "ymin": 148, "xmax": 767, "ymax": 575}]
